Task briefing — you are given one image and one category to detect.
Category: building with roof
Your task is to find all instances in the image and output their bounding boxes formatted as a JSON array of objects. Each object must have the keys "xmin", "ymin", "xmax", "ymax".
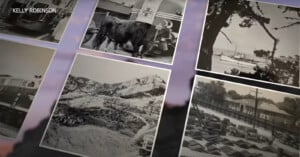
[
  {"xmin": 94, "ymin": 0, "xmax": 185, "ymax": 32},
  {"xmin": 225, "ymin": 97, "xmax": 255, "ymax": 115},
  {"xmin": 131, "ymin": 0, "xmax": 184, "ymax": 31},
  {"xmin": 96, "ymin": 0, "xmax": 132, "ymax": 19},
  {"xmin": 225, "ymin": 97, "xmax": 295, "ymax": 127},
  {"xmin": 257, "ymin": 102, "xmax": 293, "ymax": 126}
]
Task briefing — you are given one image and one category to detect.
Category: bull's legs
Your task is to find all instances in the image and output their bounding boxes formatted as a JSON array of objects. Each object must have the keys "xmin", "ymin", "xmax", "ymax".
[
  {"xmin": 138, "ymin": 45, "xmax": 144, "ymax": 58},
  {"xmin": 119, "ymin": 43, "xmax": 124, "ymax": 48},
  {"xmin": 93, "ymin": 29, "xmax": 106, "ymax": 50},
  {"xmin": 132, "ymin": 44, "xmax": 143, "ymax": 58},
  {"xmin": 92, "ymin": 36, "xmax": 105, "ymax": 50},
  {"xmin": 105, "ymin": 38, "xmax": 112, "ymax": 52},
  {"xmin": 132, "ymin": 44, "xmax": 139, "ymax": 58},
  {"xmin": 113, "ymin": 42, "xmax": 118, "ymax": 53}
]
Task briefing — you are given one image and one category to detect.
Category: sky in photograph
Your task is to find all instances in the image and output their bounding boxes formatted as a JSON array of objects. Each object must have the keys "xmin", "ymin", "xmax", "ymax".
[
  {"xmin": 109, "ymin": 0, "xmax": 186, "ymax": 8},
  {"xmin": 70, "ymin": 54, "xmax": 170, "ymax": 84},
  {"xmin": 0, "ymin": 40, "xmax": 54, "ymax": 80},
  {"xmin": 196, "ymin": 76, "xmax": 298, "ymax": 103},
  {"xmin": 214, "ymin": 1, "xmax": 300, "ymax": 57}
]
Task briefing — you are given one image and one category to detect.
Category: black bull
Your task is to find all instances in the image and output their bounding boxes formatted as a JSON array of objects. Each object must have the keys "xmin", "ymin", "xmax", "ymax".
[{"xmin": 92, "ymin": 16, "xmax": 151, "ymax": 57}]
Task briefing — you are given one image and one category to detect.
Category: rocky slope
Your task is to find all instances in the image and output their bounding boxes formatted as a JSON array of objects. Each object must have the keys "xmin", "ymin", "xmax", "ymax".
[
  {"xmin": 62, "ymin": 74, "xmax": 166, "ymax": 98},
  {"xmin": 42, "ymin": 74, "xmax": 167, "ymax": 156}
]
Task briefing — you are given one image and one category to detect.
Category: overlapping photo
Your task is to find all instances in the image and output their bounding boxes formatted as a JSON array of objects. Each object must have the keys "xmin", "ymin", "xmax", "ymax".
[
  {"xmin": 180, "ymin": 76, "xmax": 300, "ymax": 157},
  {"xmin": 0, "ymin": 39, "xmax": 54, "ymax": 139},
  {"xmin": 81, "ymin": 0, "xmax": 187, "ymax": 64},
  {"xmin": 196, "ymin": 0, "xmax": 300, "ymax": 88},
  {"xmin": 0, "ymin": 0, "xmax": 77, "ymax": 43},
  {"xmin": 40, "ymin": 54, "xmax": 170, "ymax": 157}
]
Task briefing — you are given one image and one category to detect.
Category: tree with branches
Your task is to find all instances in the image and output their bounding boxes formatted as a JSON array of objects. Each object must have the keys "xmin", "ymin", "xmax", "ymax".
[
  {"xmin": 272, "ymin": 55, "xmax": 299, "ymax": 86},
  {"xmin": 275, "ymin": 5, "xmax": 300, "ymax": 30},
  {"xmin": 198, "ymin": 0, "xmax": 300, "ymax": 72},
  {"xmin": 253, "ymin": 50, "xmax": 299, "ymax": 86},
  {"xmin": 253, "ymin": 49, "xmax": 270, "ymax": 58},
  {"xmin": 278, "ymin": 97, "xmax": 300, "ymax": 127},
  {"xmin": 192, "ymin": 80, "xmax": 226, "ymax": 104}
]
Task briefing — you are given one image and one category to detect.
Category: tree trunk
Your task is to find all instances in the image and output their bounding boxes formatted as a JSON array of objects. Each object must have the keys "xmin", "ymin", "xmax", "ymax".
[
  {"xmin": 293, "ymin": 70, "xmax": 299, "ymax": 86},
  {"xmin": 197, "ymin": 28, "xmax": 218, "ymax": 71},
  {"xmin": 197, "ymin": 4, "xmax": 235, "ymax": 71}
]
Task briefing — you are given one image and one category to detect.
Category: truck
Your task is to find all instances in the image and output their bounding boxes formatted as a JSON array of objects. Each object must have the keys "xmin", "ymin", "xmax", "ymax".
[{"xmin": 0, "ymin": 75, "xmax": 41, "ymax": 128}]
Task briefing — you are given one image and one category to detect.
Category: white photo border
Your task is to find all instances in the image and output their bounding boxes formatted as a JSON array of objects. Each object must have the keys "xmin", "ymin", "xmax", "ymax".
[
  {"xmin": 0, "ymin": 0, "xmax": 79, "ymax": 45},
  {"xmin": 178, "ymin": 74, "xmax": 300, "ymax": 157},
  {"xmin": 39, "ymin": 53, "xmax": 172, "ymax": 157},
  {"xmin": 78, "ymin": 0, "xmax": 189, "ymax": 66},
  {"xmin": 0, "ymin": 39, "xmax": 56, "ymax": 141},
  {"xmin": 194, "ymin": 0, "xmax": 300, "ymax": 89}
]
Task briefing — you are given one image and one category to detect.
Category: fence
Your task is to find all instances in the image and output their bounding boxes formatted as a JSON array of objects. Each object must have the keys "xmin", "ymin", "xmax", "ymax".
[{"xmin": 195, "ymin": 101, "xmax": 299, "ymax": 135}]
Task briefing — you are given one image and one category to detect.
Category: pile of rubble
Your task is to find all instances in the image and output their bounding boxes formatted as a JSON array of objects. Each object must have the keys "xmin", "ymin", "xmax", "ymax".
[
  {"xmin": 184, "ymin": 110, "xmax": 291, "ymax": 157},
  {"xmin": 52, "ymin": 104, "xmax": 145, "ymax": 137}
]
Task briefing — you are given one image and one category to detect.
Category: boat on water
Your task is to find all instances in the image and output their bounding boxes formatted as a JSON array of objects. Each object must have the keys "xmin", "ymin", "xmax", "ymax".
[
  {"xmin": 232, "ymin": 53, "xmax": 245, "ymax": 59},
  {"xmin": 220, "ymin": 55, "xmax": 257, "ymax": 67}
]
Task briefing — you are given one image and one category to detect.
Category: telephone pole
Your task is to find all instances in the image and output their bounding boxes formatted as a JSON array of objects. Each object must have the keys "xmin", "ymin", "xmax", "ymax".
[{"xmin": 253, "ymin": 88, "xmax": 259, "ymax": 128}]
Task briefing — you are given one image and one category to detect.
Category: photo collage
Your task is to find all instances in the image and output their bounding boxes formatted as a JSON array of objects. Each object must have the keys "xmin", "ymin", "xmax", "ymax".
[{"xmin": 0, "ymin": 0, "xmax": 299, "ymax": 157}]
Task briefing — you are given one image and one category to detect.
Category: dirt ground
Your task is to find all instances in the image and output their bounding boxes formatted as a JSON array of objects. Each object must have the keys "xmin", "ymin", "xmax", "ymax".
[{"xmin": 42, "ymin": 124, "xmax": 140, "ymax": 157}]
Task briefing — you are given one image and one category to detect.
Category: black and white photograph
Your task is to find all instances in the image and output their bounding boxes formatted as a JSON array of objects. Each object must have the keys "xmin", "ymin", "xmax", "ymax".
[
  {"xmin": 40, "ymin": 54, "xmax": 170, "ymax": 157},
  {"xmin": 196, "ymin": 0, "xmax": 300, "ymax": 88},
  {"xmin": 81, "ymin": 0, "xmax": 187, "ymax": 64},
  {"xmin": 0, "ymin": 0, "xmax": 77, "ymax": 43},
  {"xmin": 0, "ymin": 39, "xmax": 54, "ymax": 139},
  {"xmin": 180, "ymin": 76, "xmax": 300, "ymax": 157}
]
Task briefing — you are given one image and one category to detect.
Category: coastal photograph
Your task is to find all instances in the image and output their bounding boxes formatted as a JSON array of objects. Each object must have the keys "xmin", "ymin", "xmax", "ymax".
[
  {"xmin": 197, "ymin": 0, "xmax": 300, "ymax": 88},
  {"xmin": 180, "ymin": 76, "xmax": 300, "ymax": 157},
  {"xmin": 0, "ymin": 39, "xmax": 54, "ymax": 139},
  {"xmin": 81, "ymin": 0, "xmax": 187, "ymax": 64},
  {"xmin": 0, "ymin": 0, "xmax": 77, "ymax": 43},
  {"xmin": 40, "ymin": 54, "xmax": 170, "ymax": 157}
]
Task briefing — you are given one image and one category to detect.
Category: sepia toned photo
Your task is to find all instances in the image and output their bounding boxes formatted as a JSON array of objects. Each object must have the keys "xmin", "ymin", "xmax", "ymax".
[
  {"xmin": 196, "ymin": 0, "xmax": 300, "ymax": 88},
  {"xmin": 0, "ymin": 0, "xmax": 77, "ymax": 43},
  {"xmin": 180, "ymin": 76, "xmax": 300, "ymax": 157},
  {"xmin": 81, "ymin": 0, "xmax": 187, "ymax": 64},
  {"xmin": 40, "ymin": 54, "xmax": 170, "ymax": 157},
  {"xmin": 0, "ymin": 39, "xmax": 54, "ymax": 139}
]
